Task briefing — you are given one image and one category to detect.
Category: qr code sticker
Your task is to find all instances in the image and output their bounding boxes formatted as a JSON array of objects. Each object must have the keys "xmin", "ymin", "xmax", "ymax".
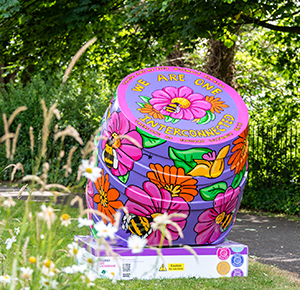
[{"xmin": 122, "ymin": 263, "xmax": 131, "ymax": 272}]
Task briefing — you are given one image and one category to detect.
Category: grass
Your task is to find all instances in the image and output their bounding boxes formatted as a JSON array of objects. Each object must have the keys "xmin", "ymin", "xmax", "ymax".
[{"xmin": 0, "ymin": 199, "xmax": 299, "ymax": 289}]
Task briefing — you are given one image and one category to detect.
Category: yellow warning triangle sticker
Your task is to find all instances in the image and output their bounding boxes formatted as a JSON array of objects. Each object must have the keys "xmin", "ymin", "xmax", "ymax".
[{"xmin": 159, "ymin": 264, "xmax": 167, "ymax": 271}]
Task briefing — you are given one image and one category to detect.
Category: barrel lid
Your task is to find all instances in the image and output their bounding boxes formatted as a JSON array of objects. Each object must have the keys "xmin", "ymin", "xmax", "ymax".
[{"xmin": 117, "ymin": 66, "xmax": 248, "ymax": 146}]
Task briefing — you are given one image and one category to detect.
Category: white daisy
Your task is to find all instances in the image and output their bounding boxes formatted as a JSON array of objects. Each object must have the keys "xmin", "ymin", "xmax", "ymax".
[
  {"xmin": 20, "ymin": 267, "xmax": 33, "ymax": 280},
  {"xmin": 41, "ymin": 259, "xmax": 57, "ymax": 277},
  {"xmin": 14, "ymin": 227, "xmax": 20, "ymax": 235},
  {"xmin": 85, "ymin": 254, "xmax": 97, "ymax": 266},
  {"xmin": 38, "ymin": 205, "xmax": 57, "ymax": 229},
  {"xmin": 3, "ymin": 196, "xmax": 16, "ymax": 208},
  {"xmin": 39, "ymin": 276, "xmax": 49, "ymax": 288},
  {"xmin": 85, "ymin": 270, "xmax": 98, "ymax": 287},
  {"xmin": 50, "ymin": 280, "xmax": 58, "ymax": 289},
  {"xmin": 61, "ymin": 266, "xmax": 74, "ymax": 274},
  {"xmin": 79, "ymin": 160, "xmax": 101, "ymax": 182},
  {"xmin": 106, "ymin": 270, "xmax": 117, "ymax": 283},
  {"xmin": 94, "ymin": 220, "xmax": 117, "ymax": 239},
  {"xmin": 0, "ymin": 274, "xmax": 11, "ymax": 283},
  {"xmin": 78, "ymin": 217, "xmax": 93, "ymax": 228},
  {"xmin": 71, "ymin": 264, "xmax": 87, "ymax": 274},
  {"xmin": 60, "ymin": 213, "xmax": 71, "ymax": 227},
  {"xmin": 127, "ymin": 235, "xmax": 147, "ymax": 254},
  {"xmin": 67, "ymin": 242, "xmax": 84, "ymax": 261},
  {"xmin": 5, "ymin": 237, "xmax": 16, "ymax": 250}
]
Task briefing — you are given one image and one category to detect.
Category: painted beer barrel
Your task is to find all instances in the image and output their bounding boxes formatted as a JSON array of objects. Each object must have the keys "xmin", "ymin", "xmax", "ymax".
[{"xmin": 86, "ymin": 66, "xmax": 249, "ymax": 246}]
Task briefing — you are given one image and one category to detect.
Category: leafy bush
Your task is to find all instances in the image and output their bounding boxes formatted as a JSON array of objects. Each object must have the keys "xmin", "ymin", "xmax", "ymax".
[{"xmin": 0, "ymin": 71, "xmax": 112, "ymax": 184}]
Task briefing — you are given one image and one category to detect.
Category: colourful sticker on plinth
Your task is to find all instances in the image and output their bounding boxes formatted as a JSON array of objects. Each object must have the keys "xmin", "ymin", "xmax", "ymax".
[
  {"xmin": 231, "ymin": 247, "xmax": 244, "ymax": 253},
  {"xmin": 231, "ymin": 254, "xmax": 244, "ymax": 267},
  {"xmin": 231, "ymin": 268, "xmax": 244, "ymax": 277},
  {"xmin": 217, "ymin": 261, "xmax": 230, "ymax": 275},
  {"xmin": 217, "ymin": 248, "xmax": 230, "ymax": 260}
]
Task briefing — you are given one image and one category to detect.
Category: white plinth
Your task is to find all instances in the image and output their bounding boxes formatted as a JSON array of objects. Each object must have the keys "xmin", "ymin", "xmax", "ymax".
[{"xmin": 75, "ymin": 235, "xmax": 248, "ymax": 280}]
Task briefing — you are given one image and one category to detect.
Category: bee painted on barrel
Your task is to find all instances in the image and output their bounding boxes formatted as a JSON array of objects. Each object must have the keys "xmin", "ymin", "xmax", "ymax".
[
  {"xmin": 102, "ymin": 133, "xmax": 119, "ymax": 170},
  {"xmin": 163, "ymin": 102, "xmax": 181, "ymax": 113},
  {"xmin": 217, "ymin": 209, "xmax": 235, "ymax": 233},
  {"xmin": 122, "ymin": 213, "xmax": 153, "ymax": 238}
]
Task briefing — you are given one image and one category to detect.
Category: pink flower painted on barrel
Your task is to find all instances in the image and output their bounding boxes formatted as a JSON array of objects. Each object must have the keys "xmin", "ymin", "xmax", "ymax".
[
  {"xmin": 149, "ymin": 86, "xmax": 211, "ymax": 120},
  {"xmin": 194, "ymin": 186, "xmax": 240, "ymax": 245},
  {"xmin": 102, "ymin": 111, "xmax": 142, "ymax": 176},
  {"xmin": 122, "ymin": 181, "xmax": 190, "ymax": 246}
]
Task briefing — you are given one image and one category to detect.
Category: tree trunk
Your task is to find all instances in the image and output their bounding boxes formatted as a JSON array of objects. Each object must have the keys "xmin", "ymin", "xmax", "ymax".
[
  {"xmin": 205, "ymin": 38, "xmax": 237, "ymax": 89},
  {"xmin": 165, "ymin": 43, "xmax": 186, "ymax": 67}
]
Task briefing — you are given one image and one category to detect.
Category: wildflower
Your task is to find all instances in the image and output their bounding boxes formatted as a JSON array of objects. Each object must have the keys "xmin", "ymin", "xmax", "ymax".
[
  {"xmin": 3, "ymin": 196, "xmax": 16, "ymax": 208},
  {"xmin": 28, "ymin": 256, "xmax": 36, "ymax": 264},
  {"xmin": 79, "ymin": 160, "xmax": 101, "ymax": 182},
  {"xmin": 85, "ymin": 270, "xmax": 98, "ymax": 287},
  {"xmin": 85, "ymin": 255, "xmax": 97, "ymax": 266},
  {"xmin": 41, "ymin": 234, "xmax": 45, "ymax": 240},
  {"xmin": 127, "ymin": 235, "xmax": 147, "ymax": 254},
  {"xmin": 106, "ymin": 270, "xmax": 117, "ymax": 283},
  {"xmin": 5, "ymin": 236, "xmax": 16, "ymax": 250},
  {"xmin": 61, "ymin": 266, "xmax": 74, "ymax": 274},
  {"xmin": 41, "ymin": 259, "xmax": 58, "ymax": 277},
  {"xmin": 20, "ymin": 267, "xmax": 33, "ymax": 280},
  {"xmin": 151, "ymin": 212, "xmax": 186, "ymax": 246},
  {"xmin": 50, "ymin": 280, "xmax": 58, "ymax": 289},
  {"xmin": 14, "ymin": 227, "xmax": 20, "ymax": 235},
  {"xmin": 38, "ymin": 205, "xmax": 57, "ymax": 229},
  {"xmin": 78, "ymin": 217, "xmax": 93, "ymax": 228},
  {"xmin": 67, "ymin": 242, "xmax": 84, "ymax": 262},
  {"xmin": 60, "ymin": 213, "xmax": 71, "ymax": 227},
  {"xmin": 0, "ymin": 274, "xmax": 10, "ymax": 284},
  {"xmin": 39, "ymin": 276, "xmax": 50, "ymax": 288},
  {"xmin": 94, "ymin": 220, "xmax": 117, "ymax": 239},
  {"xmin": 71, "ymin": 264, "xmax": 87, "ymax": 274}
]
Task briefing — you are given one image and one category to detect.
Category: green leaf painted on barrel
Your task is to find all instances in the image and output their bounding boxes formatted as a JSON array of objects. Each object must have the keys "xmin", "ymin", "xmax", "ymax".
[
  {"xmin": 197, "ymin": 112, "xmax": 210, "ymax": 124},
  {"xmin": 139, "ymin": 95, "xmax": 151, "ymax": 104},
  {"xmin": 164, "ymin": 115, "xmax": 173, "ymax": 122},
  {"xmin": 118, "ymin": 172, "xmax": 130, "ymax": 184},
  {"xmin": 136, "ymin": 127, "xmax": 166, "ymax": 148},
  {"xmin": 169, "ymin": 147, "xmax": 212, "ymax": 174},
  {"xmin": 231, "ymin": 163, "xmax": 247, "ymax": 188},
  {"xmin": 137, "ymin": 102, "xmax": 145, "ymax": 108},
  {"xmin": 208, "ymin": 110, "xmax": 216, "ymax": 121},
  {"xmin": 200, "ymin": 182, "xmax": 227, "ymax": 201},
  {"xmin": 171, "ymin": 118, "xmax": 180, "ymax": 124},
  {"xmin": 231, "ymin": 171, "xmax": 243, "ymax": 189}
]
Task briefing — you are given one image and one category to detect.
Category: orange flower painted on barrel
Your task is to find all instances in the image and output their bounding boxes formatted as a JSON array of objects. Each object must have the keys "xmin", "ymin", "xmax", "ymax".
[
  {"xmin": 147, "ymin": 163, "xmax": 198, "ymax": 202},
  {"xmin": 138, "ymin": 103, "xmax": 165, "ymax": 120},
  {"xmin": 205, "ymin": 96, "xmax": 229, "ymax": 114},
  {"xmin": 228, "ymin": 126, "xmax": 248, "ymax": 174},
  {"xmin": 93, "ymin": 169, "xmax": 123, "ymax": 224}
]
